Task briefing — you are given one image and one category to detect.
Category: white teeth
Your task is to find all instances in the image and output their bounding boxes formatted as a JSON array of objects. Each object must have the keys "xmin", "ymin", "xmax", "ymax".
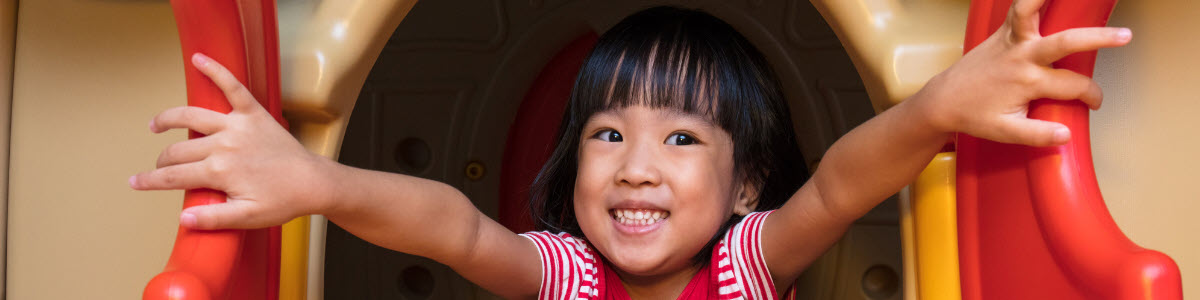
[{"xmin": 610, "ymin": 209, "xmax": 670, "ymax": 226}]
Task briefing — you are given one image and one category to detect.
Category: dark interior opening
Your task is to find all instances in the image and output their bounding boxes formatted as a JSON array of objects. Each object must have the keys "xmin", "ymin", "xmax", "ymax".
[{"xmin": 325, "ymin": 1, "xmax": 900, "ymax": 299}]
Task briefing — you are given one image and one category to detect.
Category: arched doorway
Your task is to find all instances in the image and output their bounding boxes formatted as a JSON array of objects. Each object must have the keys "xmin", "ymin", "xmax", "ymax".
[{"xmin": 325, "ymin": 1, "xmax": 900, "ymax": 299}]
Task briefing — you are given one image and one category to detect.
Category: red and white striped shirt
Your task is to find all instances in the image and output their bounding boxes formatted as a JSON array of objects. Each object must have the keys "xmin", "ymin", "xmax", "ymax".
[{"xmin": 520, "ymin": 211, "xmax": 796, "ymax": 300}]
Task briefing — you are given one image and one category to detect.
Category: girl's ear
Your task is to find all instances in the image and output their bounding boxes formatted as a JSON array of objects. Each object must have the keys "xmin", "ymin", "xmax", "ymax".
[{"xmin": 732, "ymin": 179, "xmax": 761, "ymax": 216}]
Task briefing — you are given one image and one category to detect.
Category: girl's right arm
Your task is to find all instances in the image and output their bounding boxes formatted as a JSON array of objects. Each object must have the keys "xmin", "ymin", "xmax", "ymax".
[
  {"xmin": 130, "ymin": 53, "xmax": 542, "ymax": 299},
  {"xmin": 322, "ymin": 165, "xmax": 543, "ymax": 299}
]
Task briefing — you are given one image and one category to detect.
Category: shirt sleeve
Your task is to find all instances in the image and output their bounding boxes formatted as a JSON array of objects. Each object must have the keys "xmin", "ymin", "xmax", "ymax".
[
  {"xmin": 519, "ymin": 231, "xmax": 600, "ymax": 300},
  {"xmin": 717, "ymin": 211, "xmax": 779, "ymax": 300}
]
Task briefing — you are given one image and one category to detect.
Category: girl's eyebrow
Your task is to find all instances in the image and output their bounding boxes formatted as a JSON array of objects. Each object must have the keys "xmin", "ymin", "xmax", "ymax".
[
  {"xmin": 581, "ymin": 110, "xmax": 619, "ymax": 129},
  {"xmin": 658, "ymin": 108, "xmax": 717, "ymax": 129}
]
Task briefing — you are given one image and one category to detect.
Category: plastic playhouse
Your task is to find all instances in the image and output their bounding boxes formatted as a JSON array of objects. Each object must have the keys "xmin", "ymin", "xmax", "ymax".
[{"xmin": 1, "ymin": 0, "xmax": 1194, "ymax": 299}]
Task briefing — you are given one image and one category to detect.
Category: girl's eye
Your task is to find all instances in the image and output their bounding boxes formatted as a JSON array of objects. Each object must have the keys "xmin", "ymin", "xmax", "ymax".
[
  {"xmin": 666, "ymin": 133, "xmax": 696, "ymax": 146},
  {"xmin": 594, "ymin": 129, "xmax": 623, "ymax": 142}
]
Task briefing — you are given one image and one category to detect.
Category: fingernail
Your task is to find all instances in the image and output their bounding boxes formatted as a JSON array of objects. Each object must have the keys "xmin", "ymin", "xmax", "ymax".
[
  {"xmin": 1053, "ymin": 128, "xmax": 1071, "ymax": 143},
  {"xmin": 191, "ymin": 53, "xmax": 209, "ymax": 67},
  {"xmin": 128, "ymin": 175, "xmax": 137, "ymax": 188},
  {"xmin": 180, "ymin": 212, "xmax": 198, "ymax": 227},
  {"xmin": 148, "ymin": 119, "xmax": 156, "ymax": 132},
  {"xmin": 1116, "ymin": 28, "xmax": 1132, "ymax": 42}
]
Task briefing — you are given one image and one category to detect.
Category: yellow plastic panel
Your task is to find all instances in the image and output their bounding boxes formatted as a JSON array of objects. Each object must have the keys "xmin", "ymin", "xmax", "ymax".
[
  {"xmin": 276, "ymin": 1, "xmax": 418, "ymax": 299},
  {"xmin": 911, "ymin": 153, "xmax": 961, "ymax": 300},
  {"xmin": 808, "ymin": 0, "xmax": 969, "ymax": 112},
  {"xmin": 279, "ymin": 216, "xmax": 310, "ymax": 300}
]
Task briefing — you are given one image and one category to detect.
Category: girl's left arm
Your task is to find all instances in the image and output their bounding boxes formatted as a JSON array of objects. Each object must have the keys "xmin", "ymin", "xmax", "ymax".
[
  {"xmin": 758, "ymin": 0, "xmax": 1132, "ymax": 288},
  {"xmin": 758, "ymin": 91, "xmax": 948, "ymax": 289}
]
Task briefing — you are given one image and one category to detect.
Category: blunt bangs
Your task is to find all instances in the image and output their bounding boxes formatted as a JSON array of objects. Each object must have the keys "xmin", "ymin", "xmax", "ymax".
[{"xmin": 581, "ymin": 28, "xmax": 721, "ymax": 121}]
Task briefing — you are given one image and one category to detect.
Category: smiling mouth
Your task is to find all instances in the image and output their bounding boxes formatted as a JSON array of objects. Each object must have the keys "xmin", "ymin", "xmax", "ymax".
[{"xmin": 609, "ymin": 208, "xmax": 670, "ymax": 226}]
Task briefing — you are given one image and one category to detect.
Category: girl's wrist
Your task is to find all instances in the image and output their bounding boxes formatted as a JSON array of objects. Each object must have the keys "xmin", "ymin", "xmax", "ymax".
[
  {"xmin": 306, "ymin": 154, "xmax": 348, "ymax": 217},
  {"xmin": 916, "ymin": 71, "xmax": 969, "ymax": 137},
  {"xmin": 903, "ymin": 83, "xmax": 956, "ymax": 137}
]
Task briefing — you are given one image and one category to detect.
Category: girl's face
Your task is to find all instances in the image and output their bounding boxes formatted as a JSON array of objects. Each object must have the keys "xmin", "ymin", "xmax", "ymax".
[{"xmin": 574, "ymin": 105, "xmax": 756, "ymax": 278}]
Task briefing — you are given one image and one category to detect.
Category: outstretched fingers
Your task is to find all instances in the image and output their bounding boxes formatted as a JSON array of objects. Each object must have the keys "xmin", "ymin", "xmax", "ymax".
[
  {"xmin": 156, "ymin": 137, "xmax": 219, "ymax": 168},
  {"xmin": 1033, "ymin": 27, "xmax": 1132, "ymax": 65},
  {"xmin": 151, "ymin": 106, "xmax": 228, "ymax": 135},
  {"xmin": 130, "ymin": 161, "xmax": 225, "ymax": 191},
  {"xmin": 997, "ymin": 117, "xmax": 1072, "ymax": 147},
  {"xmin": 180, "ymin": 200, "xmax": 276, "ymax": 230},
  {"xmin": 1035, "ymin": 68, "xmax": 1104, "ymax": 109},
  {"xmin": 191, "ymin": 53, "xmax": 264, "ymax": 114}
]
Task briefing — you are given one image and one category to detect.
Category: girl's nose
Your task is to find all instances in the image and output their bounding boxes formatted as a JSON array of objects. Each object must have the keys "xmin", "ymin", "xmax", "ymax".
[{"xmin": 615, "ymin": 142, "xmax": 661, "ymax": 187}]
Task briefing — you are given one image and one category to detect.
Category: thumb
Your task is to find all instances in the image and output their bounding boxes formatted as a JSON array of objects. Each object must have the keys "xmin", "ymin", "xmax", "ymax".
[
  {"xmin": 998, "ymin": 118, "xmax": 1071, "ymax": 147},
  {"xmin": 180, "ymin": 200, "xmax": 267, "ymax": 230}
]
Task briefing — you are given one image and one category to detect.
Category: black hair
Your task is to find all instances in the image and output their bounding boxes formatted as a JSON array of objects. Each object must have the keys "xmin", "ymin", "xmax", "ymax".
[{"xmin": 529, "ymin": 6, "xmax": 809, "ymax": 264}]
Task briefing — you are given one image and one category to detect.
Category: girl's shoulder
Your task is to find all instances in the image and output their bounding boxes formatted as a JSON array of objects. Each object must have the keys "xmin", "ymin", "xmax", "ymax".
[
  {"xmin": 519, "ymin": 231, "xmax": 596, "ymax": 263},
  {"xmin": 720, "ymin": 210, "xmax": 774, "ymax": 246},
  {"xmin": 519, "ymin": 231, "xmax": 602, "ymax": 299},
  {"xmin": 711, "ymin": 210, "xmax": 789, "ymax": 300},
  {"xmin": 520, "ymin": 231, "xmax": 591, "ymax": 252}
]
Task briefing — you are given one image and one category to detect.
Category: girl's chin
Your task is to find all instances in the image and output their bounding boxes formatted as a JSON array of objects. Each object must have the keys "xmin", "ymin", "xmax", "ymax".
[
  {"xmin": 597, "ymin": 242, "xmax": 667, "ymax": 270},
  {"xmin": 606, "ymin": 254, "xmax": 700, "ymax": 282},
  {"xmin": 607, "ymin": 254, "xmax": 673, "ymax": 277}
]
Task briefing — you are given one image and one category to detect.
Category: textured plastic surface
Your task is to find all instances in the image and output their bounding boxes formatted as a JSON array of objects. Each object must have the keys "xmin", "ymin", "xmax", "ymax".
[
  {"xmin": 144, "ymin": 1, "xmax": 284, "ymax": 299},
  {"xmin": 956, "ymin": 1, "xmax": 1183, "ymax": 299}
]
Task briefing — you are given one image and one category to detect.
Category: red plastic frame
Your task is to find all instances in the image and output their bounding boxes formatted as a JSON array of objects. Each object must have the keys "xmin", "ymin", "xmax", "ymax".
[
  {"xmin": 956, "ymin": 1, "xmax": 1182, "ymax": 299},
  {"xmin": 143, "ymin": 1, "xmax": 284, "ymax": 299},
  {"xmin": 498, "ymin": 33, "xmax": 597, "ymax": 233}
]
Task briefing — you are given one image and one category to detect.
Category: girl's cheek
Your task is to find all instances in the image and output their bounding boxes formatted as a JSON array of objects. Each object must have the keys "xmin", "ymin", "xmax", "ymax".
[{"xmin": 575, "ymin": 151, "xmax": 613, "ymax": 196}]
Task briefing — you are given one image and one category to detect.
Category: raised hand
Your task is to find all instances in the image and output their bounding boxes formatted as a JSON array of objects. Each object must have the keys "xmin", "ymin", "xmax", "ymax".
[
  {"xmin": 916, "ymin": 0, "xmax": 1131, "ymax": 146},
  {"xmin": 131, "ymin": 53, "xmax": 337, "ymax": 230}
]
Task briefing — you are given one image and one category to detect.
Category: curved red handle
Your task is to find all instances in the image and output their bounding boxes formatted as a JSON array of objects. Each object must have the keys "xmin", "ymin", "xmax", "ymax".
[
  {"xmin": 1026, "ymin": 2, "xmax": 1182, "ymax": 298},
  {"xmin": 958, "ymin": 1, "xmax": 1182, "ymax": 299},
  {"xmin": 144, "ymin": 1, "xmax": 283, "ymax": 299}
]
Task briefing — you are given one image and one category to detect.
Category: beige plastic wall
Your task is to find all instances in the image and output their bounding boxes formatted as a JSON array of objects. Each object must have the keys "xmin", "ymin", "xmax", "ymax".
[
  {"xmin": 1093, "ymin": 1, "xmax": 1199, "ymax": 295},
  {"xmin": 3, "ymin": 0, "xmax": 417, "ymax": 298},
  {"xmin": 6, "ymin": 1, "xmax": 183, "ymax": 299},
  {"xmin": 0, "ymin": 0, "xmax": 15, "ymax": 298}
]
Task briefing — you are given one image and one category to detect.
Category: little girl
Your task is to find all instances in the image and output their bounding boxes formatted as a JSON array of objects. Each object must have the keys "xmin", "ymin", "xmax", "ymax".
[{"xmin": 132, "ymin": 1, "xmax": 1130, "ymax": 299}]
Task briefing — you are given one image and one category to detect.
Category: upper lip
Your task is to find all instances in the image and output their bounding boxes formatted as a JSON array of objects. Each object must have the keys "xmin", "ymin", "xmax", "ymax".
[{"xmin": 610, "ymin": 199, "xmax": 669, "ymax": 211}]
